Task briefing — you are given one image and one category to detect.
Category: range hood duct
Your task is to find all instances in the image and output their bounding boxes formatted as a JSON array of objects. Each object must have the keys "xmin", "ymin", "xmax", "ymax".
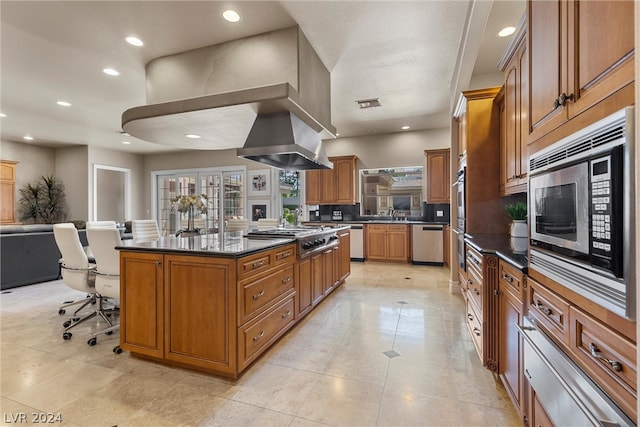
[{"xmin": 237, "ymin": 112, "xmax": 332, "ymax": 170}]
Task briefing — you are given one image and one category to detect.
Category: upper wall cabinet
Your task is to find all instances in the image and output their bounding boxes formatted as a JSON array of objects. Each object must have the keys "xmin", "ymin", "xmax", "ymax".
[
  {"xmin": 305, "ymin": 155, "xmax": 358, "ymax": 205},
  {"xmin": 497, "ymin": 17, "xmax": 527, "ymax": 195},
  {"xmin": 424, "ymin": 149, "xmax": 450, "ymax": 203},
  {"xmin": 528, "ymin": 0, "xmax": 634, "ymax": 146}
]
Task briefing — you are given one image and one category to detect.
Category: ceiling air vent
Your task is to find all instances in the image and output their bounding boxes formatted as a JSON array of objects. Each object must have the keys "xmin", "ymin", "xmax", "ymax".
[{"xmin": 356, "ymin": 98, "xmax": 381, "ymax": 109}]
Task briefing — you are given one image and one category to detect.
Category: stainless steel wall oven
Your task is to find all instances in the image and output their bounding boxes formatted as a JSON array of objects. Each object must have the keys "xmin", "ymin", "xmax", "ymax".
[{"xmin": 528, "ymin": 107, "xmax": 635, "ymax": 319}]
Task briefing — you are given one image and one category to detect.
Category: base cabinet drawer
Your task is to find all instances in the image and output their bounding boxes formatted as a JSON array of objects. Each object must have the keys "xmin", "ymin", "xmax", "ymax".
[
  {"xmin": 239, "ymin": 265, "xmax": 295, "ymax": 323},
  {"xmin": 568, "ymin": 306, "xmax": 637, "ymax": 422},
  {"xmin": 528, "ymin": 278, "xmax": 570, "ymax": 346},
  {"xmin": 465, "ymin": 299, "xmax": 482, "ymax": 359},
  {"xmin": 238, "ymin": 295, "xmax": 295, "ymax": 369}
]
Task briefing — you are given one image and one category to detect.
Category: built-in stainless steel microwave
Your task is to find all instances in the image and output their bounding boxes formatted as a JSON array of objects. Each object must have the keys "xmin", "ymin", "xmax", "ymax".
[{"xmin": 528, "ymin": 107, "xmax": 635, "ymax": 319}]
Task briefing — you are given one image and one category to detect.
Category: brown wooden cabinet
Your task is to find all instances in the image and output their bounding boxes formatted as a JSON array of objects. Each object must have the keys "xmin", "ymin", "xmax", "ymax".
[
  {"xmin": 338, "ymin": 229, "xmax": 351, "ymax": 282},
  {"xmin": 454, "ymin": 87, "xmax": 508, "ymax": 235},
  {"xmin": 497, "ymin": 17, "xmax": 528, "ymax": 195},
  {"xmin": 120, "ymin": 251, "xmax": 165, "ymax": 359},
  {"xmin": 120, "ymin": 243, "xmax": 299, "ymax": 378},
  {"xmin": 164, "ymin": 254, "xmax": 237, "ymax": 373},
  {"xmin": 464, "ymin": 244, "xmax": 499, "ymax": 371},
  {"xmin": 305, "ymin": 155, "xmax": 357, "ymax": 205},
  {"xmin": 497, "ymin": 260, "xmax": 527, "ymax": 422},
  {"xmin": 0, "ymin": 160, "xmax": 18, "ymax": 224},
  {"xmin": 365, "ymin": 223, "xmax": 410, "ymax": 263},
  {"xmin": 528, "ymin": 0, "xmax": 634, "ymax": 144},
  {"xmin": 424, "ymin": 149, "xmax": 450, "ymax": 203},
  {"xmin": 443, "ymin": 225, "xmax": 450, "ymax": 267}
]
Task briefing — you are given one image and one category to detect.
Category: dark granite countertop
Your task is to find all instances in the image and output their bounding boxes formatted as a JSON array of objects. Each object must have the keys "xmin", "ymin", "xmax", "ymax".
[
  {"xmin": 116, "ymin": 233, "xmax": 295, "ymax": 258},
  {"xmin": 464, "ymin": 233, "xmax": 528, "ymax": 272}
]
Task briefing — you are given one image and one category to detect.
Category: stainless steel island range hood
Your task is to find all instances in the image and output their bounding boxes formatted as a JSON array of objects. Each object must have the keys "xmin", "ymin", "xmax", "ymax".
[
  {"xmin": 121, "ymin": 26, "xmax": 335, "ymax": 169},
  {"xmin": 237, "ymin": 111, "xmax": 332, "ymax": 170}
]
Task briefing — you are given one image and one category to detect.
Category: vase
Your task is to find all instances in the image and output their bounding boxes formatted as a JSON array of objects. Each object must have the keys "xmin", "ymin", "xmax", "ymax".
[
  {"xmin": 175, "ymin": 206, "xmax": 201, "ymax": 237},
  {"xmin": 510, "ymin": 219, "xmax": 528, "ymax": 238}
]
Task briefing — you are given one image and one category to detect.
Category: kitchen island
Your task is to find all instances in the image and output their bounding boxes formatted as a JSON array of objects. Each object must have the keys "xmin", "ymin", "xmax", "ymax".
[{"xmin": 116, "ymin": 230, "xmax": 349, "ymax": 378}]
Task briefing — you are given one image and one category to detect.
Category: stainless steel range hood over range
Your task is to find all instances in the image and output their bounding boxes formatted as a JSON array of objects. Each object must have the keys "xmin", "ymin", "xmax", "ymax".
[
  {"xmin": 238, "ymin": 111, "xmax": 332, "ymax": 170},
  {"xmin": 121, "ymin": 26, "xmax": 335, "ymax": 169}
]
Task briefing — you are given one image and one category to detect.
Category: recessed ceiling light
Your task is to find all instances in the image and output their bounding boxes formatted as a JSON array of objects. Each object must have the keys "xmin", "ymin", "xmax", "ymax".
[
  {"xmin": 498, "ymin": 26, "xmax": 516, "ymax": 37},
  {"xmin": 126, "ymin": 36, "xmax": 144, "ymax": 47},
  {"xmin": 103, "ymin": 68, "xmax": 120, "ymax": 76},
  {"xmin": 122, "ymin": 141, "xmax": 131, "ymax": 145},
  {"xmin": 401, "ymin": 125, "xmax": 410, "ymax": 130},
  {"xmin": 0, "ymin": 113, "xmax": 6, "ymax": 118},
  {"xmin": 23, "ymin": 135, "xmax": 34, "ymax": 141},
  {"xmin": 56, "ymin": 100, "xmax": 72, "ymax": 107},
  {"xmin": 185, "ymin": 134, "xmax": 201, "ymax": 139},
  {"xmin": 222, "ymin": 9, "xmax": 241, "ymax": 23}
]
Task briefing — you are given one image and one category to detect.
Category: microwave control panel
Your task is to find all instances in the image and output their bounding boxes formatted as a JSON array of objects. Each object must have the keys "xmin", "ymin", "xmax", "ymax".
[{"xmin": 589, "ymin": 152, "xmax": 622, "ymax": 277}]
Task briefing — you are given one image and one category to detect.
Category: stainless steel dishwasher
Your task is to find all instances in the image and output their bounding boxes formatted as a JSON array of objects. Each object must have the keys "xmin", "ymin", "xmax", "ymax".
[
  {"xmin": 412, "ymin": 224, "xmax": 444, "ymax": 265},
  {"xmin": 349, "ymin": 224, "xmax": 364, "ymax": 261}
]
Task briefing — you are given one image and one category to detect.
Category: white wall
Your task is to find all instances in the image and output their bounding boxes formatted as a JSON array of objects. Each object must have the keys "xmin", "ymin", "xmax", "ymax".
[
  {"xmin": 0, "ymin": 140, "xmax": 56, "ymax": 197},
  {"xmin": 323, "ymin": 128, "xmax": 450, "ymax": 169},
  {"xmin": 55, "ymin": 146, "xmax": 89, "ymax": 221},
  {"xmin": 88, "ymin": 146, "xmax": 145, "ymax": 221}
]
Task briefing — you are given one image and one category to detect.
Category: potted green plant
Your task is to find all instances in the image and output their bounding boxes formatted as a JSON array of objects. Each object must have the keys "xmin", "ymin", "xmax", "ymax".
[{"xmin": 505, "ymin": 201, "xmax": 528, "ymax": 238}]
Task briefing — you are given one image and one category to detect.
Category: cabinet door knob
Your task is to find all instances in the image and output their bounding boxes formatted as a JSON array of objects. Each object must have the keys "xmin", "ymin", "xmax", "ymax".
[{"xmin": 558, "ymin": 92, "xmax": 574, "ymax": 106}]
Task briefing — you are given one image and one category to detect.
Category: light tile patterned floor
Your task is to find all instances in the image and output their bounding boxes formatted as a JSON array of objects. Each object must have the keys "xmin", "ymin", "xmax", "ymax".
[{"xmin": 1, "ymin": 262, "xmax": 520, "ymax": 426}]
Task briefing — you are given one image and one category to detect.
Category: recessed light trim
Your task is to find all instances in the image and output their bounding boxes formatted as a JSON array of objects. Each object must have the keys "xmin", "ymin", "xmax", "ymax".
[
  {"xmin": 56, "ymin": 101, "xmax": 72, "ymax": 107},
  {"xmin": 222, "ymin": 9, "xmax": 241, "ymax": 23},
  {"xmin": 185, "ymin": 134, "xmax": 201, "ymax": 139},
  {"xmin": 0, "ymin": 113, "xmax": 6, "ymax": 118},
  {"xmin": 103, "ymin": 68, "xmax": 120, "ymax": 76},
  {"xmin": 498, "ymin": 26, "xmax": 516, "ymax": 37},
  {"xmin": 23, "ymin": 135, "xmax": 34, "ymax": 141},
  {"xmin": 126, "ymin": 36, "xmax": 144, "ymax": 47},
  {"xmin": 401, "ymin": 125, "xmax": 410, "ymax": 130},
  {"xmin": 122, "ymin": 141, "xmax": 131, "ymax": 145}
]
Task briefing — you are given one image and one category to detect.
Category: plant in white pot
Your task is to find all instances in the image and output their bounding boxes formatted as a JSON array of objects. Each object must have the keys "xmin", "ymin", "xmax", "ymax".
[{"xmin": 505, "ymin": 202, "xmax": 528, "ymax": 238}]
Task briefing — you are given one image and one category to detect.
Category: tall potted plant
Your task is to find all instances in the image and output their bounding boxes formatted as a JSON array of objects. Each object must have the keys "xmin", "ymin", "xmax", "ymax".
[
  {"xmin": 17, "ymin": 175, "xmax": 69, "ymax": 224},
  {"xmin": 505, "ymin": 201, "xmax": 528, "ymax": 238}
]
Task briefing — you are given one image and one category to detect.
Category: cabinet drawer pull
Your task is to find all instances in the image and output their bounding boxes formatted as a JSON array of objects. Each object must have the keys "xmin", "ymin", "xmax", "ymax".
[
  {"xmin": 253, "ymin": 330, "xmax": 265, "ymax": 341},
  {"xmin": 467, "ymin": 313, "xmax": 474, "ymax": 321},
  {"xmin": 155, "ymin": 260, "xmax": 162, "ymax": 266},
  {"xmin": 589, "ymin": 343, "xmax": 623, "ymax": 372},
  {"xmin": 281, "ymin": 310, "xmax": 291, "ymax": 319},
  {"xmin": 473, "ymin": 288, "xmax": 480, "ymax": 295},
  {"xmin": 252, "ymin": 290, "xmax": 265, "ymax": 300},
  {"xmin": 252, "ymin": 260, "xmax": 265, "ymax": 269},
  {"xmin": 281, "ymin": 276, "xmax": 292, "ymax": 284},
  {"xmin": 535, "ymin": 300, "xmax": 552, "ymax": 316},
  {"xmin": 467, "ymin": 279, "xmax": 473, "ymax": 285},
  {"xmin": 277, "ymin": 251, "xmax": 292, "ymax": 260},
  {"xmin": 472, "ymin": 327, "xmax": 481, "ymax": 336},
  {"xmin": 501, "ymin": 273, "xmax": 513, "ymax": 283}
]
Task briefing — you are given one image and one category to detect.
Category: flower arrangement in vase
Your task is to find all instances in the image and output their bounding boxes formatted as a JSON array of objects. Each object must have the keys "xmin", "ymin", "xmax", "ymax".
[
  {"xmin": 171, "ymin": 194, "xmax": 208, "ymax": 236},
  {"xmin": 505, "ymin": 201, "xmax": 528, "ymax": 238}
]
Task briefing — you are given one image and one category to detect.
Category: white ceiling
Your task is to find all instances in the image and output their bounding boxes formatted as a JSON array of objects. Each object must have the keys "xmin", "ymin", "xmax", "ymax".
[{"xmin": 0, "ymin": 0, "xmax": 525, "ymax": 154}]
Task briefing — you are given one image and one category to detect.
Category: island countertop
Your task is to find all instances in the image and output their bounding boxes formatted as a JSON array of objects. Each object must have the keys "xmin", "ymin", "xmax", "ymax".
[{"xmin": 116, "ymin": 233, "xmax": 295, "ymax": 258}]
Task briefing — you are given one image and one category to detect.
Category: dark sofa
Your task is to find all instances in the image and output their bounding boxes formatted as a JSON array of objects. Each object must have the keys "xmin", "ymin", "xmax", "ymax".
[{"xmin": 0, "ymin": 224, "xmax": 88, "ymax": 290}]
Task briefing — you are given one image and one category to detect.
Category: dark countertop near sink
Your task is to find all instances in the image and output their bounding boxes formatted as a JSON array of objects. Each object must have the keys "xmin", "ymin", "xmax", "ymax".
[
  {"xmin": 306, "ymin": 220, "xmax": 450, "ymax": 226},
  {"xmin": 464, "ymin": 233, "xmax": 528, "ymax": 272}
]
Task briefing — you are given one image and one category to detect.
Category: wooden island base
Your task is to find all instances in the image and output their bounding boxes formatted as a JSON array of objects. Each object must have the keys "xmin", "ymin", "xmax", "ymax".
[{"xmin": 118, "ymin": 229, "xmax": 350, "ymax": 378}]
